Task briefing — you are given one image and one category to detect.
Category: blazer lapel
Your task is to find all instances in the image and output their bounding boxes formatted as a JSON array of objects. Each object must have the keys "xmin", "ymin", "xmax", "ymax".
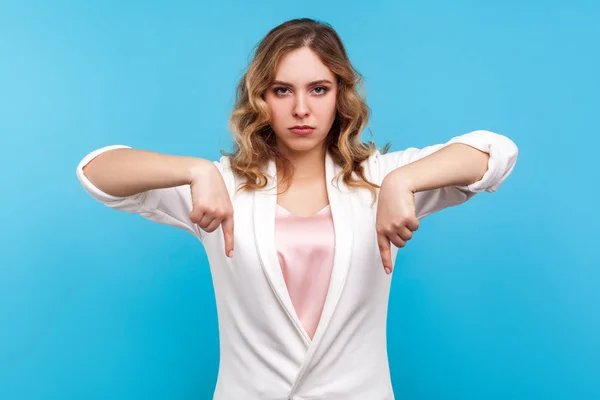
[{"xmin": 253, "ymin": 158, "xmax": 312, "ymax": 345}]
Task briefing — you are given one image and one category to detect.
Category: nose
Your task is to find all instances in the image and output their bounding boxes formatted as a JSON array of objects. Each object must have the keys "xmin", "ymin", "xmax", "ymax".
[{"xmin": 292, "ymin": 92, "xmax": 310, "ymax": 118}]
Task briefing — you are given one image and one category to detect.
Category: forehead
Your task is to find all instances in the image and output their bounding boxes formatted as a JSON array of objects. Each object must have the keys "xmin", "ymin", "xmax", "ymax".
[{"xmin": 274, "ymin": 47, "xmax": 335, "ymax": 83}]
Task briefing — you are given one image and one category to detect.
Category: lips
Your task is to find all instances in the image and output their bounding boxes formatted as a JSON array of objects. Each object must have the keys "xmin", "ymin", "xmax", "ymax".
[{"xmin": 289, "ymin": 126, "xmax": 315, "ymax": 135}]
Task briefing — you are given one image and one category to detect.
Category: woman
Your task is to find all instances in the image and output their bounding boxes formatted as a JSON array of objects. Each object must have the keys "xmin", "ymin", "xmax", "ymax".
[{"xmin": 77, "ymin": 18, "xmax": 518, "ymax": 400}]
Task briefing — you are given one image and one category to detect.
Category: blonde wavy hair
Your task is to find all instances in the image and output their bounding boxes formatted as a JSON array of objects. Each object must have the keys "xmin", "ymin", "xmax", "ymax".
[{"xmin": 223, "ymin": 18, "xmax": 390, "ymax": 204}]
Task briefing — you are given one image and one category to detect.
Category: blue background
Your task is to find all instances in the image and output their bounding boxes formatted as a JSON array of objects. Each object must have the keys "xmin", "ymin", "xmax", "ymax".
[{"xmin": 1, "ymin": 0, "xmax": 599, "ymax": 399}]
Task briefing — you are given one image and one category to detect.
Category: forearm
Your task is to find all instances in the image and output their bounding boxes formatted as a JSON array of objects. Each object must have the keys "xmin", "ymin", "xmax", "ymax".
[
  {"xmin": 82, "ymin": 148, "xmax": 213, "ymax": 197},
  {"xmin": 388, "ymin": 143, "xmax": 490, "ymax": 193}
]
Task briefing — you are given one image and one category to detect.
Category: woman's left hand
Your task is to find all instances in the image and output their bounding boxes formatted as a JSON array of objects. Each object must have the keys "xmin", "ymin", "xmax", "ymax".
[{"xmin": 376, "ymin": 170, "xmax": 420, "ymax": 275}]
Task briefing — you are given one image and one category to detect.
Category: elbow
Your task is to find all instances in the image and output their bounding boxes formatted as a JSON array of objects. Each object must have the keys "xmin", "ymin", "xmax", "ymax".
[{"xmin": 459, "ymin": 130, "xmax": 519, "ymax": 193}]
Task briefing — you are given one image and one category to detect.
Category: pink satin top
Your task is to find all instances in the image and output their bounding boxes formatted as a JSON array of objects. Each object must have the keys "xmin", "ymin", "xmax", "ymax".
[{"xmin": 274, "ymin": 204, "xmax": 335, "ymax": 340}]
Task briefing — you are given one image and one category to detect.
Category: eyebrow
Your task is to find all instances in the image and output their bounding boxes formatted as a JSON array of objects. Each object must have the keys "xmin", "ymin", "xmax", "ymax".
[{"xmin": 271, "ymin": 79, "xmax": 333, "ymax": 87}]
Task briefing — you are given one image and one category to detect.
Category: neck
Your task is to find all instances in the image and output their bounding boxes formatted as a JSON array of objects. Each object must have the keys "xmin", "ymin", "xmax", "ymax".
[{"xmin": 278, "ymin": 143, "xmax": 327, "ymax": 183}]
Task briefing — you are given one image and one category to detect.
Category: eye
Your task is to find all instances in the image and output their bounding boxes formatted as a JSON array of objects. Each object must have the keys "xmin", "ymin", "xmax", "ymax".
[
  {"xmin": 313, "ymin": 86, "xmax": 329, "ymax": 95},
  {"xmin": 273, "ymin": 87, "xmax": 290, "ymax": 96}
]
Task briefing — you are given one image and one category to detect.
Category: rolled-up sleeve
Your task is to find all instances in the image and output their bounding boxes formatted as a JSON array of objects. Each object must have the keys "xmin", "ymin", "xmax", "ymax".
[
  {"xmin": 76, "ymin": 145, "xmax": 210, "ymax": 240},
  {"xmin": 366, "ymin": 129, "xmax": 519, "ymax": 219},
  {"xmin": 446, "ymin": 130, "xmax": 519, "ymax": 193}
]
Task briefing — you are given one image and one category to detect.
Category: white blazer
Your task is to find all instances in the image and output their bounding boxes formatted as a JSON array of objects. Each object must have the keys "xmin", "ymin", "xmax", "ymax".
[{"xmin": 76, "ymin": 130, "xmax": 518, "ymax": 400}]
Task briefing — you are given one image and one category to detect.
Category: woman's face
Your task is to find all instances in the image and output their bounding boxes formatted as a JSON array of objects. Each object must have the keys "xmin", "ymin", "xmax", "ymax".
[{"xmin": 264, "ymin": 47, "xmax": 338, "ymax": 157}]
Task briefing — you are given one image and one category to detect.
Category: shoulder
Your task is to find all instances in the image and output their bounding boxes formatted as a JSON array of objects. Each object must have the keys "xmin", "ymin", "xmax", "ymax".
[
  {"xmin": 211, "ymin": 155, "xmax": 234, "ymax": 193},
  {"xmin": 213, "ymin": 155, "xmax": 249, "ymax": 200}
]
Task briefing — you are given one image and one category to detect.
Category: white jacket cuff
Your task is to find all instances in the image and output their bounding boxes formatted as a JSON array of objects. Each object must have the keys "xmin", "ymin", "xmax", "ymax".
[{"xmin": 447, "ymin": 130, "xmax": 519, "ymax": 193}]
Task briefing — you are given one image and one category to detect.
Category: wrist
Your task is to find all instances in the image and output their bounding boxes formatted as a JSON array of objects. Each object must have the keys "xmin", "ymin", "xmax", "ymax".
[
  {"xmin": 387, "ymin": 168, "xmax": 417, "ymax": 193},
  {"xmin": 185, "ymin": 157, "xmax": 214, "ymax": 184}
]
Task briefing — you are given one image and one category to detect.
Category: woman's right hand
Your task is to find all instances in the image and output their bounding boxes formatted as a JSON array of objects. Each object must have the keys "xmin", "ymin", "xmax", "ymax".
[{"xmin": 188, "ymin": 161, "xmax": 234, "ymax": 258}]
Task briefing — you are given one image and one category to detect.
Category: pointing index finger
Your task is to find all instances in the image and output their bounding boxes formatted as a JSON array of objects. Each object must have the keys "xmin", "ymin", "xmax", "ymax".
[
  {"xmin": 377, "ymin": 233, "xmax": 393, "ymax": 275},
  {"xmin": 222, "ymin": 216, "xmax": 234, "ymax": 258}
]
